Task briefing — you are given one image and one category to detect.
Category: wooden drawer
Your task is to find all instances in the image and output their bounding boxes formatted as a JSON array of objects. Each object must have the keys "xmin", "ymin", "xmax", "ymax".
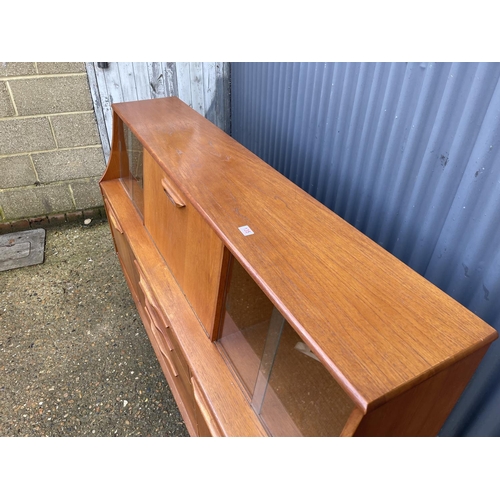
[
  {"xmin": 143, "ymin": 306, "xmax": 197, "ymax": 428},
  {"xmin": 148, "ymin": 299, "xmax": 192, "ymax": 393},
  {"xmin": 135, "ymin": 260, "xmax": 190, "ymax": 378},
  {"xmin": 147, "ymin": 303, "xmax": 197, "ymax": 423},
  {"xmin": 135, "ymin": 261, "xmax": 197, "ymax": 423},
  {"xmin": 143, "ymin": 149, "xmax": 225, "ymax": 337},
  {"xmin": 192, "ymin": 377, "xmax": 222, "ymax": 437},
  {"xmin": 104, "ymin": 198, "xmax": 143, "ymax": 305}
]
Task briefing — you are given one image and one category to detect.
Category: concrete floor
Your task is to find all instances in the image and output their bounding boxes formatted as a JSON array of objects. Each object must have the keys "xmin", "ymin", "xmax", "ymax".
[{"xmin": 0, "ymin": 219, "xmax": 188, "ymax": 437}]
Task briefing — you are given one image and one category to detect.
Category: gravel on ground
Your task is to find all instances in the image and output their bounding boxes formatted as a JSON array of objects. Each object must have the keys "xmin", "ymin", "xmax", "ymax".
[{"xmin": 0, "ymin": 219, "xmax": 188, "ymax": 437}]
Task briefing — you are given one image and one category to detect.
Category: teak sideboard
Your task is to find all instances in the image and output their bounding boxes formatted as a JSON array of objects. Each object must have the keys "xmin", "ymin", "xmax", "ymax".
[{"xmin": 100, "ymin": 96, "xmax": 498, "ymax": 437}]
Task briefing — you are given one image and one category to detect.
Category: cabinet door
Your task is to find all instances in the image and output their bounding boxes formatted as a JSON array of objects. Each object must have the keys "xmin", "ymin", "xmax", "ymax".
[
  {"xmin": 143, "ymin": 149, "xmax": 225, "ymax": 337},
  {"xmin": 218, "ymin": 255, "xmax": 356, "ymax": 436}
]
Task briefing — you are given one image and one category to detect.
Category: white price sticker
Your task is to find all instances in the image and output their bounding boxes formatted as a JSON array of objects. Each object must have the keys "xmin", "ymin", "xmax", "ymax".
[{"xmin": 238, "ymin": 225, "xmax": 254, "ymax": 236}]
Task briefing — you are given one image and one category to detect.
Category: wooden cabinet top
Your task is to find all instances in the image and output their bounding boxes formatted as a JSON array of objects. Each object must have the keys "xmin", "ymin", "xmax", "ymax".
[{"xmin": 111, "ymin": 97, "xmax": 497, "ymax": 412}]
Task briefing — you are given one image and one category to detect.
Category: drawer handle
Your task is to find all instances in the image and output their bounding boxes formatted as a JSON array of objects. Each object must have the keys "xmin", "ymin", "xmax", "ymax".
[
  {"xmin": 145, "ymin": 301, "xmax": 174, "ymax": 352},
  {"xmin": 145, "ymin": 305, "xmax": 178, "ymax": 377},
  {"xmin": 162, "ymin": 346, "xmax": 179, "ymax": 377},
  {"xmin": 161, "ymin": 177, "xmax": 186, "ymax": 208},
  {"xmin": 135, "ymin": 260, "xmax": 175, "ymax": 352},
  {"xmin": 136, "ymin": 265, "xmax": 161, "ymax": 312},
  {"xmin": 146, "ymin": 289, "xmax": 171, "ymax": 329},
  {"xmin": 192, "ymin": 378, "xmax": 222, "ymax": 437},
  {"xmin": 138, "ymin": 277, "xmax": 156, "ymax": 308},
  {"xmin": 104, "ymin": 200, "xmax": 123, "ymax": 234}
]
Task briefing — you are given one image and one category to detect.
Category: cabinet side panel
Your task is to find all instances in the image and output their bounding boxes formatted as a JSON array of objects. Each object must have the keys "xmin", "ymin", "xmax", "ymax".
[
  {"xmin": 354, "ymin": 345, "xmax": 490, "ymax": 436},
  {"xmin": 101, "ymin": 112, "xmax": 125, "ymax": 182}
]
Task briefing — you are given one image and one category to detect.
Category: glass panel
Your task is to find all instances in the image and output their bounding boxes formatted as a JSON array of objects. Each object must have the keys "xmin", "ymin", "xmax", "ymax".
[
  {"xmin": 120, "ymin": 122, "xmax": 144, "ymax": 217},
  {"xmin": 217, "ymin": 254, "xmax": 355, "ymax": 436},
  {"xmin": 251, "ymin": 307, "xmax": 285, "ymax": 414},
  {"xmin": 259, "ymin": 323, "xmax": 355, "ymax": 436},
  {"xmin": 218, "ymin": 257, "xmax": 274, "ymax": 397}
]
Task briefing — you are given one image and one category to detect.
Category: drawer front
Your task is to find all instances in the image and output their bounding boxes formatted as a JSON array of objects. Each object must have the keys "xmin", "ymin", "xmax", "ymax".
[
  {"xmin": 146, "ymin": 300, "xmax": 197, "ymax": 424},
  {"xmin": 192, "ymin": 377, "xmax": 222, "ymax": 437},
  {"xmin": 145, "ymin": 296, "xmax": 191, "ymax": 386},
  {"xmin": 135, "ymin": 262, "xmax": 197, "ymax": 424},
  {"xmin": 143, "ymin": 149, "xmax": 225, "ymax": 337},
  {"xmin": 104, "ymin": 198, "xmax": 143, "ymax": 305}
]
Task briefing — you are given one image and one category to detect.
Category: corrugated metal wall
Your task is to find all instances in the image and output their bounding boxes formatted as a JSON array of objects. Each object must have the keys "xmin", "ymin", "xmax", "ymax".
[
  {"xmin": 86, "ymin": 62, "xmax": 231, "ymax": 162},
  {"xmin": 231, "ymin": 62, "xmax": 500, "ymax": 436}
]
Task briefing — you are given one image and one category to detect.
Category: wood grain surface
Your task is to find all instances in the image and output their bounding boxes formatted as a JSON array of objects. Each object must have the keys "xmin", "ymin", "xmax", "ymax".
[
  {"xmin": 111, "ymin": 97, "xmax": 497, "ymax": 413},
  {"xmin": 143, "ymin": 149, "xmax": 225, "ymax": 337},
  {"xmin": 352, "ymin": 345, "xmax": 490, "ymax": 436},
  {"xmin": 102, "ymin": 179, "xmax": 267, "ymax": 436}
]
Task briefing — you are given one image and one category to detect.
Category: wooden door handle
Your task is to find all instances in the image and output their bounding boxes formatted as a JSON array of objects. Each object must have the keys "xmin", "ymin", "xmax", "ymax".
[{"xmin": 161, "ymin": 177, "xmax": 185, "ymax": 208}]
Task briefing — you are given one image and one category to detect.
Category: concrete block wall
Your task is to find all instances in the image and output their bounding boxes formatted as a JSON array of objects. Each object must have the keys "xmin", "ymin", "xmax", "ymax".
[{"xmin": 0, "ymin": 62, "xmax": 105, "ymax": 223}]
